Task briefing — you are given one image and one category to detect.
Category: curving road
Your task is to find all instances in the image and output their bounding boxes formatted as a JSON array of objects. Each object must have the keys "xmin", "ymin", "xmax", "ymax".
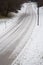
[{"xmin": 0, "ymin": 3, "xmax": 37, "ymax": 65}]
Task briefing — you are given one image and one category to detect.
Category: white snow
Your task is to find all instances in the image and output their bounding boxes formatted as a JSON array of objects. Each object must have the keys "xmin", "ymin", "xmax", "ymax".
[
  {"xmin": 0, "ymin": 2, "xmax": 43, "ymax": 65},
  {"xmin": 11, "ymin": 7, "xmax": 43, "ymax": 65}
]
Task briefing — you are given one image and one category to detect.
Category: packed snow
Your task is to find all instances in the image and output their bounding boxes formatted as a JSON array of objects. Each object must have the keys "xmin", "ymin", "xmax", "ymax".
[{"xmin": 0, "ymin": 2, "xmax": 43, "ymax": 65}]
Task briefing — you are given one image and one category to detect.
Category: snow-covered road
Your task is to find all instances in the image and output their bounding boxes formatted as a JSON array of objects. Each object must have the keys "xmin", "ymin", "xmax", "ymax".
[
  {"xmin": 0, "ymin": 2, "xmax": 43, "ymax": 65},
  {"xmin": 12, "ymin": 7, "xmax": 43, "ymax": 65}
]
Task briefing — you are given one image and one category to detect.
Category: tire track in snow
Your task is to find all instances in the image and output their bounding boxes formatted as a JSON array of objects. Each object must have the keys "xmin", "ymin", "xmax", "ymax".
[{"xmin": 0, "ymin": 3, "xmax": 37, "ymax": 65}]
